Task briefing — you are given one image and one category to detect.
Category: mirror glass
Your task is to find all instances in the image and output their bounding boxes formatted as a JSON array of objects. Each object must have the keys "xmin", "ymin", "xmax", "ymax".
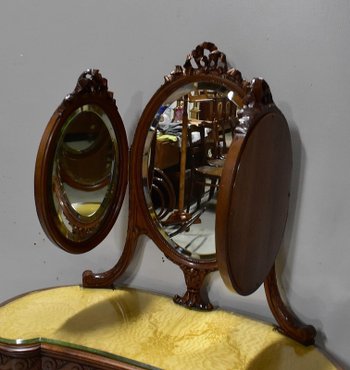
[
  {"xmin": 53, "ymin": 104, "xmax": 118, "ymax": 241},
  {"xmin": 142, "ymin": 82, "xmax": 241, "ymax": 260}
]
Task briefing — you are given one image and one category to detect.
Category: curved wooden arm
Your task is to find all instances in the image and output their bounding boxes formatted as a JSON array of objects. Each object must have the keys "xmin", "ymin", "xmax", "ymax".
[{"xmin": 264, "ymin": 264, "xmax": 317, "ymax": 346}]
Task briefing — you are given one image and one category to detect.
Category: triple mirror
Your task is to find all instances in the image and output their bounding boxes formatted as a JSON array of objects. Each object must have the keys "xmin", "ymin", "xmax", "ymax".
[{"xmin": 35, "ymin": 42, "xmax": 316, "ymax": 346}]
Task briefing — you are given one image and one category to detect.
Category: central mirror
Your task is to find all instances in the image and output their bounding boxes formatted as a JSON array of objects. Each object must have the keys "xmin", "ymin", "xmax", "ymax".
[{"xmin": 142, "ymin": 82, "xmax": 240, "ymax": 260}]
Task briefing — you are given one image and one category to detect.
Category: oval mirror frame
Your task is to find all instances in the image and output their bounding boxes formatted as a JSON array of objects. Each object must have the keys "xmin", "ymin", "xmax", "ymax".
[
  {"xmin": 129, "ymin": 43, "xmax": 248, "ymax": 309},
  {"xmin": 216, "ymin": 79, "xmax": 293, "ymax": 296},
  {"xmin": 35, "ymin": 69, "xmax": 128, "ymax": 254}
]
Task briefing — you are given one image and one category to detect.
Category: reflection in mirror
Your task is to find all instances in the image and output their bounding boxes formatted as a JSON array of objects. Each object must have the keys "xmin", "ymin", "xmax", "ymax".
[
  {"xmin": 53, "ymin": 104, "xmax": 118, "ymax": 241},
  {"xmin": 142, "ymin": 82, "xmax": 241, "ymax": 260}
]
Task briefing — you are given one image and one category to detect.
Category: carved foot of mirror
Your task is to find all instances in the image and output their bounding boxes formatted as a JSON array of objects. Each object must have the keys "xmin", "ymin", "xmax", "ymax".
[
  {"xmin": 35, "ymin": 42, "xmax": 318, "ymax": 347},
  {"xmin": 173, "ymin": 266, "xmax": 215, "ymax": 310},
  {"xmin": 264, "ymin": 264, "xmax": 317, "ymax": 346}
]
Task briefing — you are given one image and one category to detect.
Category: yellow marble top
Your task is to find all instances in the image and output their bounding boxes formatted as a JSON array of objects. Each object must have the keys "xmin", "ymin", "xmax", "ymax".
[{"xmin": 0, "ymin": 286, "xmax": 336, "ymax": 370}]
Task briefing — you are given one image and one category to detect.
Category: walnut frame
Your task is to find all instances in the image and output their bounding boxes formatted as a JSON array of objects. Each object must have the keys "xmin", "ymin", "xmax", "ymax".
[{"xmin": 34, "ymin": 69, "xmax": 128, "ymax": 254}]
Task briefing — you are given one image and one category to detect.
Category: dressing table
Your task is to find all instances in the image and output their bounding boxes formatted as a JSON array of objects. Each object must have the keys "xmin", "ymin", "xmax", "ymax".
[{"xmin": 0, "ymin": 43, "xmax": 340, "ymax": 369}]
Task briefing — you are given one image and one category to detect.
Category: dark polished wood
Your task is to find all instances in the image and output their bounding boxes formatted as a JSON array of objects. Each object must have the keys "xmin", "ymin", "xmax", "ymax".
[
  {"xmin": 216, "ymin": 101, "xmax": 292, "ymax": 295},
  {"xmin": 216, "ymin": 78, "xmax": 316, "ymax": 344},
  {"xmin": 264, "ymin": 264, "xmax": 317, "ymax": 346},
  {"xmin": 0, "ymin": 342, "xmax": 146, "ymax": 370},
  {"xmin": 173, "ymin": 264, "xmax": 216, "ymax": 310},
  {"xmin": 34, "ymin": 69, "xmax": 128, "ymax": 254}
]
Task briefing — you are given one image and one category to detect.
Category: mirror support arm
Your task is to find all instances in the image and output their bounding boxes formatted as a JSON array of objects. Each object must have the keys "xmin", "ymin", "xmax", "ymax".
[
  {"xmin": 82, "ymin": 231, "xmax": 138, "ymax": 288},
  {"xmin": 264, "ymin": 264, "xmax": 317, "ymax": 346},
  {"xmin": 82, "ymin": 191, "xmax": 140, "ymax": 288}
]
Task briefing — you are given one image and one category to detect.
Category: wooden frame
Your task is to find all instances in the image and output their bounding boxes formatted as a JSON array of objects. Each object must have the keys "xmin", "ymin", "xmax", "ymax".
[
  {"xmin": 0, "ymin": 342, "xmax": 147, "ymax": 370},
  {"xmin": 216, "ymin": 78, "xmax": 316, "ymax": 345},
  {"xmin": 34, "ymin": 69, "xmax": 128, "ymax": 254}
]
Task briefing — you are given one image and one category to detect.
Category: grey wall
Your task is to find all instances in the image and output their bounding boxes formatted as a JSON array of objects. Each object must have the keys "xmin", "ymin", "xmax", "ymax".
[{"xmin": 0, "ymin": 0, "xmax": 349, "ymax": 368}]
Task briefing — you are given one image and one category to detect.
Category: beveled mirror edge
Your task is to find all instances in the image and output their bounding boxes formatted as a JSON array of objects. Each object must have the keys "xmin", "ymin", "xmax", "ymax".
[{"xmin": 35, "ymin": 69, "xmax": 128, "ymax": 254}]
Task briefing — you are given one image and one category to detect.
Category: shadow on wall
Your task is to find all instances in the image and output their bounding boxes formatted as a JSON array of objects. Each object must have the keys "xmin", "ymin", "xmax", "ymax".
[{"xmin": 275, "ymin": 101, "xmax": 305, "ymax": 294}]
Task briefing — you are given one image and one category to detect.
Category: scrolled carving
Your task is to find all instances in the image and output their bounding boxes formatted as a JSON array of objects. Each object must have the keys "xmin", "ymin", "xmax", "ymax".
[
  {"xmin": 0, "ymin": 341, "xmax": 130, "ymax": 370},
  {"xmin": 164, "ymin": 65, "xmax": 184, "ymax": 83},
  {"xmin": 183, "ymin": 41, "xmax": 227, "ymax": 74},
  {"xmin": 42, "ymin": 356, "xmax": 98, "ymax": 369},
  {"xmin": 235, "ymin": 78, "xmax": 276, "ymax": 135},
  {"xmin": 0, "ymin": 352, "xmax": 41, "ymax": 370},
  {"xmin": 173, "ymin": 264, "xmax": 216, "ymax": 311},
  {"xmin": 165, "ymin": 42, "xmax": 245, "ymax": 87},
  {"xmin": 64, "ymin": 69, "xmax": 114, "ymax": 103},
  {"xmin": 227, "ymin": 68, "xmax": 244, "ymax": 86},
  {"xmin": 243, "ymin": 78, "xmax": 274, "ymax": 108}
]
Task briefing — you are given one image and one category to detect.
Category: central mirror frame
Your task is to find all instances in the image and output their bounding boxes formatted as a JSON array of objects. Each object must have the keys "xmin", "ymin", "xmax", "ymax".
[{"xmin": 133, "ymin": 57, "xmax": 248, "ymax": 309}]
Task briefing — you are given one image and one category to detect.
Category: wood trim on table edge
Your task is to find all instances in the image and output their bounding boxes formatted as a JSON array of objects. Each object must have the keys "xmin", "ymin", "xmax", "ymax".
[{"xmin": 0, "ymin": 341, "xmax": 150, "ymax": 370}]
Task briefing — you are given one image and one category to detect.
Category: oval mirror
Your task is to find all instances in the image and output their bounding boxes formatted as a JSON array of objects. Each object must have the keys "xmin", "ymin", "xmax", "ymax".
[
  {"xmin": 35, "ymin": 70, "xmax": 128, "ymax": 253},
  {"xmin": 125, "ymin": 43, "xmax": 248, "ymax": 310},
  {"xmin": 142, "ymin": 81, "xmax": 242, "ymax": 261}
]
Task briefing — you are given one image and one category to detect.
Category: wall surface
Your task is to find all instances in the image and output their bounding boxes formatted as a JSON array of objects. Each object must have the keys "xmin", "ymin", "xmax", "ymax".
[{"xmin": 0, "ymin": 0, "xmax": 349, "ymax": 368}]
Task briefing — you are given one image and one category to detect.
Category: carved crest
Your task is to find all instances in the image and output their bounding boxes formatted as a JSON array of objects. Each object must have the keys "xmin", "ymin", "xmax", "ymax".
[
  {"xmin": 235, "ymin": 78, "xmax": 276, "ymax": 134},
  {"xmin": 64, "ymin": 69, "xmax": 114, "ymax": 103},
  {"xmin": 164, "ymin": 42, "xmax": 245, "ymax": 87}
]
